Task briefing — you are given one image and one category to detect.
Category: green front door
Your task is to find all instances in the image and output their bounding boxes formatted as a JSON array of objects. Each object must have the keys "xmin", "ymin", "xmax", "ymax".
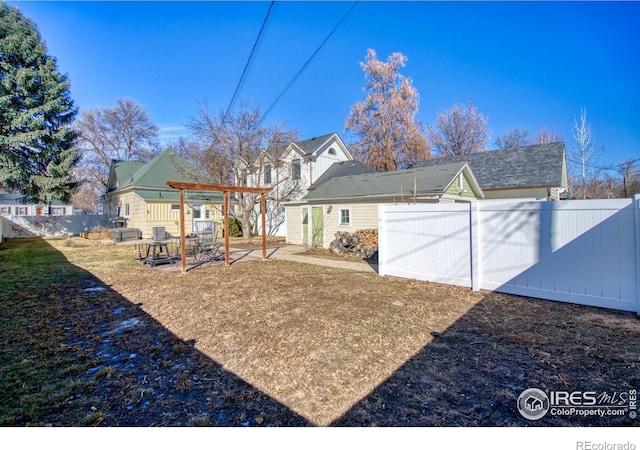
[
  {"xmin": 311, "ymin": 206, "xmax": 323, "ymax": 248},
  {"xmin": 302, "ymin": 207, "xmax": 308, "ymax": 245}
]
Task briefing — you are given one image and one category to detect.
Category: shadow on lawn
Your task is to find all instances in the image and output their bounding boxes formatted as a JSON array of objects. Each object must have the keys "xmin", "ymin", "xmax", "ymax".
[
  {"xmin": 333, "ymin": 292, "xmax": 640, "ymax": 427},
  {"xmin": 0, "ymin": 238, "xmax": 308, "ymax": 426}
]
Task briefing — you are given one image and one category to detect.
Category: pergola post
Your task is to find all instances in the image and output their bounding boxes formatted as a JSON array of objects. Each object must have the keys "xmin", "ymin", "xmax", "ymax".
[
  {"xmin": 261, "ymin": 192, "xmax": 267, "ymax": 260},
  {"xmin": 179, "ymin": 188, "xmax": 187, "ymax": 274},
  {"xmin": 224, "ymin": 190, "xmax": 230, "ymax": 266}
]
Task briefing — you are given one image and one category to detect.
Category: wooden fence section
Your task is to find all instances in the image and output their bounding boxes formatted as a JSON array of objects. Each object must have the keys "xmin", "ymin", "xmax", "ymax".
[{"xmin": 378, "ymin": 196, "xmax": 640, "ymax": 314}]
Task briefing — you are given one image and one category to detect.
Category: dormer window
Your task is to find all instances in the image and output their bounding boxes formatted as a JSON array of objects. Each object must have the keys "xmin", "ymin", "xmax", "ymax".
[
  {"xmin": 264, "ymin": 164, "xmax": 272, "ymax": 185},
  {"xmin": 292, "ymin": 158, "xmax": 301, "ymax": 181}
]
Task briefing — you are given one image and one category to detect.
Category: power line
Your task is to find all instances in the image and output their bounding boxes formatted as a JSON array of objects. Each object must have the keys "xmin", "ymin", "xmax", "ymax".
[
  {"xmin": 221, "ymin": 1, "xmax": 276, "ymax": 127},
  {"xmin": 566, "ymin": 156, "xmax": 640, "ymax": 172},
  {"xmin": 262, "ymin": 1, "xmax": 358, "ymax": 121}
]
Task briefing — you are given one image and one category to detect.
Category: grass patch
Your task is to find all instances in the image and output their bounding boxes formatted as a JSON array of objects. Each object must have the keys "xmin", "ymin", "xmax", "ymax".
[{"xmin": 1, "ymin": 236, "xmax": 638, "ymax": 427}]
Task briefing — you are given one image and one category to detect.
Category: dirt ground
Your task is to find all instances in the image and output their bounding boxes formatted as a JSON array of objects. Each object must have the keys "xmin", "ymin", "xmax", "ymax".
[{"xmin": 4, "ymin": 237, "xmax": 640, "ymax": 426}]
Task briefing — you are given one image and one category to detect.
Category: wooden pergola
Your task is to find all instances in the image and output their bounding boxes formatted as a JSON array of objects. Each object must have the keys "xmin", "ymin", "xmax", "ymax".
[{"xmin": 166, "ymin": 181, "xmax": 273, "ymax": 273}]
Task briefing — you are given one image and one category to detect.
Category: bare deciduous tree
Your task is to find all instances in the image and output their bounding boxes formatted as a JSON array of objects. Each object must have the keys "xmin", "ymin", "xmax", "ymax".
[
  {"xmin": 535, "ymin": 126, "xmax": 562, "ymax": 145},
  {"xmin": 190, "ymin": 100, "xmax": 299, "ymax": 239},
  {"xmin": 428, "ymin": 101, "xmax": 490, "ymax": 156},
  {"xmin": 74, "ymin": 98, "xmax": 160, "ymax": 192},
  {"xmin": 616, "ymin": 158, "xmax": 640, "ymax": 198},
  {"xmin": 494, "ymin": 127, "xmax": 531, "ymax": 149},
  {"xmin": 345, "ymin": 49, "xmax": 431, "ymax": 171},
  {"xmin": 568, "ymin": 107, "xmax": 604, "ymax": 199},
  {"xmin": 70, "ymin": 184, "xmax": 100, "ymax": 214}
]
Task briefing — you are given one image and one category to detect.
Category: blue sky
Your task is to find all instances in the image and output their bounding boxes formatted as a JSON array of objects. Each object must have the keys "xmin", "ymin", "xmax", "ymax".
[{"xmin": 10, "ymin": 1, "xmax": 640, "ymax": 170}]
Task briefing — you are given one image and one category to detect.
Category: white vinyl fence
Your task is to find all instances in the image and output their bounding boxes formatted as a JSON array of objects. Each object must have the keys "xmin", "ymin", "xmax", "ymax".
[
  {"xmin": 378, "ymin": 196, "xmax": 640, "ymax": 314},
  {"xmin": 1, "ymin": 214, "xmax": 108, "ymax": 238}
]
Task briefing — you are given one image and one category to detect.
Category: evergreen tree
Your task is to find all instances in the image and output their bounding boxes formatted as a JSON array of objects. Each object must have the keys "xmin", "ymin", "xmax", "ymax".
[{"xmin": 0, "ymin": 2, "xmax": 79, "ymax": 203}]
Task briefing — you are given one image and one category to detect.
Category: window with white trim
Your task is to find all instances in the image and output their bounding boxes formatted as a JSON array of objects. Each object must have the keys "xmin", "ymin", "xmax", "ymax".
[
  {"xmin": 328, "ymin": 148, "xmax": 337, "ymax": 156},
  {"xmin": 171, "ymin": 204, "xmax": 180, "ymax": 211},
  {"xmin": 339, "ymin": 208, "xmax": 350, "ymax": 226},
  {"xmin": 292, "ymin": 158, "xmax": 301, "ymax": 180},
  {"xmin": 0, "ymin": 206, "xmax": 10, "ymax": 215},
  {"xmin": 264, "ymin": 164, "xmax": 272, "ymax": 185},
  {"xmin": 124, "ymin": 203, "xmax": 130, "ymax": 216}
]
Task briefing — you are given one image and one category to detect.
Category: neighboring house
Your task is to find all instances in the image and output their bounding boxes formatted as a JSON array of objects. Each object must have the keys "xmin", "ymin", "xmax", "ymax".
[
  {"xmin": 285, "ymin": 141, "xmax": 568, "ymax": 248},
  {"xmin": 415, "ymin": 141, "xmax": 568, "ymax": 201},
  {"xmin": 104, "ymin": 148, "xmax": 222, "ymax": 239},
  {"xmin": 239, "ymin": 132, "xmax": 354, "ymax": 236},
  {"xmin": 286, "ymin": 162, "xmax": 483, "ymax": 248},
  {"xmin": 0, "ymin": 193, "xmax": 74, "ymax": 216}
]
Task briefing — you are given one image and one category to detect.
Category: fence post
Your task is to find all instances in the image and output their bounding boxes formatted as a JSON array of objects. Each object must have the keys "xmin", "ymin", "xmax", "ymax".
[
  {"xmin": 635, "ymin": 194, "xmax": 640, "ymax": 316},
  {"xmin": 470, "ymin": 201, "xmax": 480, "ymax": 291},
  {"xmin": 378, "ymin": 204, "xmax": 386, "ymax": 277}
]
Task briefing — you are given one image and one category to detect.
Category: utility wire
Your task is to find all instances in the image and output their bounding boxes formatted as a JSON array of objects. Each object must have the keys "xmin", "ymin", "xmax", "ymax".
[
  {"xmin": 262, "ymin": 1, "xmax": 358, "ymax": 121},
  {"xmin": 221, "ymin": 1, "xmax": 276, "ymax": 128},
  {"xmin": 566, "ymin": 157, "xmax": 640, "ymax": 172}
]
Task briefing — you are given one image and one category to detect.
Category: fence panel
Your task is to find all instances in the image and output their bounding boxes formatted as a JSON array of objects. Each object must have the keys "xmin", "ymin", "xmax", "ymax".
[
  {"xmin": 1, "ymin": 214, "xmax": 108, "ymax": 238},
  {"xmin": 379, "ymin": 204, "xmax": 472, "ymax": 288},
  {"xmin": 478, "ymin": 200, "xmax": 637, "ymax": 312},
  {"xmin": 379, "ymin": 198, "xmax": 639, "ymax": 313}
]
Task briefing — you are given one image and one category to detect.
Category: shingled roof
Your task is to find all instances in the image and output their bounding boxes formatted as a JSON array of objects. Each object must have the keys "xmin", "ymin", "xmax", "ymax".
[
  {"xmin": 108, "ymin": 148, "xmax": 215, "ymax": 192},
  {"xmin": 303, "ymin": 161, "xmax": 483, "ymax": 201},
  {"xmin": 309, "ymin": 160, "xmax": 375, "ymax": 190},
  {"xmin": 415, "ymin": 142, "xmax": 567, "ymax": 190},
  {"xmin": 293, "ymin": 132, "xmax": 338, "ymax": 154}
]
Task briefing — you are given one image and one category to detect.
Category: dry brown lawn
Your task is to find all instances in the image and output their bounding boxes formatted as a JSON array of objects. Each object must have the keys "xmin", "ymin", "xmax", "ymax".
[{"xmin": 3, "ymin": 237, "xmax": 638, "ymax": 426}]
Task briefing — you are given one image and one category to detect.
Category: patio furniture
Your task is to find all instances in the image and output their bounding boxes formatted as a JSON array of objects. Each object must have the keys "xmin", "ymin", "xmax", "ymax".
[
  {"xmin": 140, "ymin": 241, "xmax": 176, "ymax": 267},
  {"xmin": 194, "ymin": 231, "xmax": 224, "ymax": 262}
]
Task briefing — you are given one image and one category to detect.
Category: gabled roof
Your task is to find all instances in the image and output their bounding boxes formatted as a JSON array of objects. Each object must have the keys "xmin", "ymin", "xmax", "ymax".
[
  {"xmin": 293, "ymin": 132, "xmax": 338, "ymax": 154},
  {"xmin": 108, "ymin": 148, "xmax": 215, "ymax": 192},
  {"xmin": 309, "ymin": 160, "xmax": 376, "ymax": 190},
  {"xmin": 282, "ymin": 132, "xmax": 353, "ymax": 160},
  {"xmin": 303, "ymin": 162, "xmax": 483, "ymax": 202},
  {"xmin": 415, "ymin": 142, "xmax": 567, "ymax": 190}
]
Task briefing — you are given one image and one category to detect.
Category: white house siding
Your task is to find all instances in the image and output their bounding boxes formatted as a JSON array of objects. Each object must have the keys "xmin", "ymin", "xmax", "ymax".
[{"xmin": 285, "ymin": 204, "xmax": 302, "ymax": 244}]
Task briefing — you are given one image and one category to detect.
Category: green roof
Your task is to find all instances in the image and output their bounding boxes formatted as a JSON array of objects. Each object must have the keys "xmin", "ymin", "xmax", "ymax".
[
  {"xmin": 303, "ymin": 162, "xmax": 483, "ymax": 201},
  {"xmin": 111, "ymin": 148, "xmax": 215, "ymax": 191}
]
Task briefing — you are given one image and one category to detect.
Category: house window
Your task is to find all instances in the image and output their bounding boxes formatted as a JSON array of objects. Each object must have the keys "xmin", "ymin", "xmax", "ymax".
[
  {"xmin": 205, "ymin": 209, "xmax": 210, "ymax": 219},
  {"xmin": 264, "ymin": 164, "xmax": 272, "ymax": 185},
  {"xmin": 16, "ymin": 206, "xmax": 29, "ymax": 215},
  {"xmin": 50, "ymin": 207, "xmax": 66, "ymax": 215},
  {"xmin": 192, "ymin": 207, "xmax": 202, "ymax": 219},
  {"xmin": 339, "ymin": 208, "xmax": 350, "ymax": 226},
  {"xmin": 124, "ymin": 203, "xmax": 130, "ymax": 217},
  {"xmin": 241, "ymin": 171, "xmax": 248, "ymax": 187},
  {"xmin": 292, "ymin": 158, "xmax": 301, "ymax": 181},
  {"xmin": 0, "ymin": 206, "xmax": 10, "ymax": 215},
  {"xmin": 171, "ymin": 204, "xmax": 180, "ymax": 211},
  {"xmin": 328, "ymin": 148, "xmax": 337, "ymax": 156}
]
